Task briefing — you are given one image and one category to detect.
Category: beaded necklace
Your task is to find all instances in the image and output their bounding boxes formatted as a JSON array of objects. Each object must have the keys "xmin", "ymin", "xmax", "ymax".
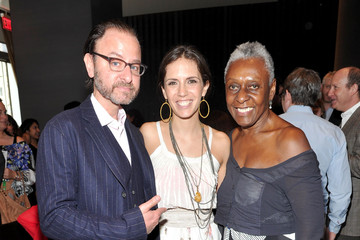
[{"xmin": 169, "ymin": 120, "xmax": 217, "ymax": 229}]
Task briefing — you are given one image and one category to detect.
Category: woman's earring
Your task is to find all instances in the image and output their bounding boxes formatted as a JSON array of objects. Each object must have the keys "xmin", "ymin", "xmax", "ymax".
[
  {"xmin": 160, "ymin": 99, "xmax": 172, "ymax": 123},
  {"xmin": 199, "ymin": 97, "xmax": 210, "ymax": 119},
  {"xmin": 269, "ymin": 100, "xmax": 273, "ymax": 109}
]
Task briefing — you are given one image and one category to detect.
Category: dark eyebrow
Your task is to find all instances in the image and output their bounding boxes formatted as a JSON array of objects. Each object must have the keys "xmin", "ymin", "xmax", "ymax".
[
  {"xmin": 109, "ymin": 52, "xmax": 141, "ymax": 64},
  {"xmin": 186, "ymin": 76, "xmax": 200, "ymax": 80},
  {"xmin": 164, "ymin": 78, "xmax": 178, "ymax": 82}
]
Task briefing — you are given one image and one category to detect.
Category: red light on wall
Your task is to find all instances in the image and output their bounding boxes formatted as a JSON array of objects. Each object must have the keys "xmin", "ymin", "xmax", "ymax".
[{"xmin": 2, "ymin": 16, "xmax": 11, "ymax": 31}]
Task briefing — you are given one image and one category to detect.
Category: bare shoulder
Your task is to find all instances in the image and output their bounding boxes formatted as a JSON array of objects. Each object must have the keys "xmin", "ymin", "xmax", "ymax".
[
  {"xmin": 210, "ymin": 127, "xmax": 230, "ymax": 165},
  {"xmin": 211, "ymin": 128, "xmax": 230, "ymax": 146},
  {"xmin": 139, "ymin": 121, "xmax": 160, "ymax": 155},
  {"xmin": 210, "ymin": 128, "xmax": 231, "ymax": 188},
  {"xmin": 277, "ymin": 124, "xmax": 311, "ymax": 160},
  {"xmin": 139, "ymin": 122, "xmax": 157, "ymax": 136},
  {"xmin": 16, "ymin": 136, "xmax": 25, "ymax": 143}
]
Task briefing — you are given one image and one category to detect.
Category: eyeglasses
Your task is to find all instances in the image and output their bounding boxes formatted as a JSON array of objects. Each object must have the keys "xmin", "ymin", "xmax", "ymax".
[{"xmin": 91, "ymin": 52, "xmax": 147, "ymax": 76}]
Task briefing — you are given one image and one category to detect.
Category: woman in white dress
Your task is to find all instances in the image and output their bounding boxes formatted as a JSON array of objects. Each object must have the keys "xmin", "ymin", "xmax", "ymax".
[{"xmin": 140, "ymin": 45, "xmax": 230, "ymax": 240}]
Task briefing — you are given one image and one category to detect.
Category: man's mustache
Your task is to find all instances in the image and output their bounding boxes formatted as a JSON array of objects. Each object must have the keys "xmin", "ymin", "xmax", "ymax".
[{"xmin": 112, "ymin": 82, "xmax": 134, "ymax": 90}]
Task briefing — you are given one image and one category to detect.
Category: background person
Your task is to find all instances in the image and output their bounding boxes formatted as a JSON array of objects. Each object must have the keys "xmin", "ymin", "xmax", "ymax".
[
  {"xmin": 215, "ymin": 41, "xmax": 324, "ymax": 240},
  {"xmin": 0, "ymin": 99, "xmax": 34, "ymax": 239},
  {"xmin": 36, "ymin": 19, "xmax": 165, "ymax": 239},
  {"xmin": 280, "ymin": 67, "xmax": 351, "ymax": 240},
  {"xmin": 328, "ymin": 66, "xmax": 360, "ymax": 240},
  {"xmin": 19, "ymin": 119, "xmax": 40, "ymax": 206},
  {"xmin": 312, "ymin": 98, "xmax": 326, "ymax": 118},
  {"xmin": 20, "ymin": 118, "xmax": 40, "ymax": 160},
  {"xmin": 6, "ymin": 114, "xmax": 20, "ymax": 137},
  {"xmin": 321, "ymin": 71, "xmax": 342, "ymax": 125},
  {"xmin": 140, "ymin": 45, "xmax": 230, "ymax": 239}
]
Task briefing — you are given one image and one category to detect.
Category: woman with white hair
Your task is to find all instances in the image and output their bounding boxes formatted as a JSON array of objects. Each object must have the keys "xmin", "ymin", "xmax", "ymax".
[{"xmin": 215, "ymin": 42, "xmax": 324, "ymax": 240}]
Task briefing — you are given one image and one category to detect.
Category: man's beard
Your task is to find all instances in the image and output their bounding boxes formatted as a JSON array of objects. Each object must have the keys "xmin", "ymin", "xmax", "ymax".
[{"xmin": 94, "ymin": 72, "xmax": 139, "ymax": 105}]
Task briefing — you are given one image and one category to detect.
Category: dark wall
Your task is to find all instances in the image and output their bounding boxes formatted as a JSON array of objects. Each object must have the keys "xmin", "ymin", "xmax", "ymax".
[
  {"xmin": 11, "ymin": 0, "xmax": 92, "ymax": 127},
  {"xmin": 123, "ymin": 0, "xmax": 340, "ymax": 122},
  {"xmin": 11, "ymin": 0, "xmax": 124, "ymax": 127},
  {"xmin": 11, "ymin": 0, "xmax": 342, "ymax": 127},
  {"xmin": 335, "ymin": 0, "xmax": 360, "ymax": 69}
]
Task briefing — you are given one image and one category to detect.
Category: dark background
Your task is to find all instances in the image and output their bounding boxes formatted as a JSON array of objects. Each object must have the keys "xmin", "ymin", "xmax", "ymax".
[
  {"xmin": 10, "ymin": 0, "xmax": 360, "ymax": 127},
  {"xmin": 122, "ymin": 0, "xmax": 340, "ymax": 121}
]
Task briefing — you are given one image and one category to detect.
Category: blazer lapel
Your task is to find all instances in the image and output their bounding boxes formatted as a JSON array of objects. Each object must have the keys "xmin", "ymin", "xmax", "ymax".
[
  {"xmin": 342, "ymin": 105, "xmax": 360, "ymax": 134},
  {"xmin": 80, "ymin": 97, "xmax": 130, "ymax": 188},
  {"xmin": 125, "ymin": 120, "xmax": 156, "ymax": 199}
]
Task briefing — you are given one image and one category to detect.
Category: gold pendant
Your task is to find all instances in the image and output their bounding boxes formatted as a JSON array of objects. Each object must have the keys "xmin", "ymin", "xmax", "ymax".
[{"xmin": 195, "ymin": 191, "xmax": 202, "ymax": 203}]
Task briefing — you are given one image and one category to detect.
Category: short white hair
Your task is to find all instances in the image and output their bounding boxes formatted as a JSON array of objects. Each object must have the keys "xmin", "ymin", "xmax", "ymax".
[{"xmin": 224, "ymin": 41, "xmax": 275, "ymax": 86}]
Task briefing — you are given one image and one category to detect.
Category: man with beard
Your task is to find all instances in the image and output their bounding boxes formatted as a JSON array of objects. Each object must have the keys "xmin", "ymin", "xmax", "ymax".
[{"xmin": 37, "ymin": 19, "xmax": 166, "ymax": 240}]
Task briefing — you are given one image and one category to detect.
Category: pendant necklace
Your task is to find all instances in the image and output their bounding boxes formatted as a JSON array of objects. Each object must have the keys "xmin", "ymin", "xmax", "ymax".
[{"xmin": 169, "ymin": 120, "xmax": 217, "ymax": 229}]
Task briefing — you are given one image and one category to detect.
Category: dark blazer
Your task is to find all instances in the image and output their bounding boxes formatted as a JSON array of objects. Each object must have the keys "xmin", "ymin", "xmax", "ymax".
[
  {"xmin": 328, "ymin": 109, "xmax": 342, "ymax": 126},
  {"xmin": 37, "ymin": 96, "xmax": 157, "ymax": 240},
  {"xmin": 339, "ymin": 105, "xmax": 360, "ymax": 236}
]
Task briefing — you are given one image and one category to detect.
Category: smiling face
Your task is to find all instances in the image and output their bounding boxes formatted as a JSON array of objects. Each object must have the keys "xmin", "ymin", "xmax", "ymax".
[
  {"xmin": 84, "ymin": 28, "xmax": 141, "ymax": 107},
  {"xmin": 162, "ymin": 57, "xmax": 209, "ymax": 120},
  {"xmin": 225, "ymin": 58, "xmax": 275, "ymax": 129},
  {"xmin": 329, "ymin": 68, "xmax": 357, "ymax": 112}
]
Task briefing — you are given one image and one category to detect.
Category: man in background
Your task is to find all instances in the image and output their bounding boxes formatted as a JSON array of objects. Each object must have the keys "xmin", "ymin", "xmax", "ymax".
[
  {"xmin": 321, "ymin": 71, "xmax": 342, "ymax": 125},
  {"xmin": 329, "ymin": 66, "xmax": 360, "ymax": 240},
  {"xmin": 280, "ymin": 67, "xmax": 352, "ymax": 240}
]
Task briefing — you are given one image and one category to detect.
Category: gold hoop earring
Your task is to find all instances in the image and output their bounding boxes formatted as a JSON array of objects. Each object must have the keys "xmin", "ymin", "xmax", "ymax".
[
  {"xmin": 199, "ymin": 97, "xmax": 210, "ymax": 119},
  {"xmin": 160, "ymin": 100, "xmax": 172, "ymax": 123}
]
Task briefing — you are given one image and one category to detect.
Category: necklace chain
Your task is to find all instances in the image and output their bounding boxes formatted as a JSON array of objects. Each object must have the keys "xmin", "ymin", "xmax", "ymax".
[{"xmin": 169, "ymin": 120, "xmax": 217, "ymax": 229}]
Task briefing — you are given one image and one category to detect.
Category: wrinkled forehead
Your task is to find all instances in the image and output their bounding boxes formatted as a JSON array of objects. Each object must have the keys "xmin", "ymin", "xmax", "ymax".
[
  {"xmin": 322, "ymin": 76, "xmax": 332, "ymax": 85},
  {"xmin": 226, "ymin": 58, "xmax": 269, "ymax": 81},
  {"xmin": 333, "ymin": 69, "xmax": 349, "ymax": 85},
  {"xmin": 96, "ymin": 28, "xmax": 140, "ymax": 52}
]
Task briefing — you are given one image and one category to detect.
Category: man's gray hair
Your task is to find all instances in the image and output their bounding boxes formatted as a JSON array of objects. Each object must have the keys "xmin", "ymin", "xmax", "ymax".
[
  {"xmin": 224, "ymin": 41, "xmax": 274, "ymax": 85},
  {"xmin": 283, "ymin": 67, "xmax": 321, "ymax": 107}
]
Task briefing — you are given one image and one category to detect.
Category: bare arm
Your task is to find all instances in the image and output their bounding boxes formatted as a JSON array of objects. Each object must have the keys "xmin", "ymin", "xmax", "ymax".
[
  {"xmin": 210, "ymin": 128, "xmax": 230, "ymax": 189},
  {"xmin": 140, "ymin": 122, "xmax": 160, "ymax": 155},
  {"xmin": 277, "ymin": 125, "xmax": 311, "ymax": 162}
]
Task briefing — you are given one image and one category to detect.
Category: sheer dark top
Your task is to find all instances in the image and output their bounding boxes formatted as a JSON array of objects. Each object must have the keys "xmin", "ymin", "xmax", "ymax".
[{"xmin": 215, "ymin": 133, "xmax": 324, "ymax": 240}]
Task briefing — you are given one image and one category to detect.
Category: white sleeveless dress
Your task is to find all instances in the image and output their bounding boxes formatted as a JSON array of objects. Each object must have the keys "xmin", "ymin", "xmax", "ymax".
[{"xmin": 150, "ymin": 121, "xmax": 221, "ymax": 240}]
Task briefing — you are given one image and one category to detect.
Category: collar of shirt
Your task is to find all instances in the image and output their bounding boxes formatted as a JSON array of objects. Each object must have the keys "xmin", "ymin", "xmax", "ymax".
[
  {"xmin": 341, "ymin": 102, "xmax": 360, "ymax": 126},
  {"xmin": 287, "ymin": 105, "xmax": 314, "ymax": 114},
  {"xmin": 90, "ymin": 94, "xmax": 127, "ymax": 130}
]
